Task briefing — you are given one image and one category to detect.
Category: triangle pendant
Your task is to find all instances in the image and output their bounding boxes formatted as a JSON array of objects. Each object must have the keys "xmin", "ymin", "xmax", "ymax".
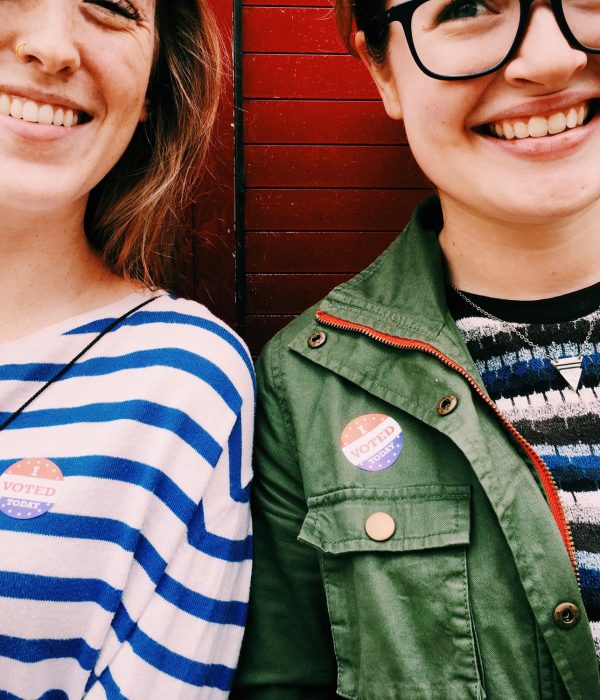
[{"xmin": 551, "ymin": 356, "xmax": 583, "ymax": 392}]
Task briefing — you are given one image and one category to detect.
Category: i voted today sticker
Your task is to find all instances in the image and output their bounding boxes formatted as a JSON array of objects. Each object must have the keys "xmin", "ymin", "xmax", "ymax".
[
  {"xmin": 341, "ymin": 413, "xmax": 404, "ymax": 472},
  {"xmin": 0, "ymin": 458, "xmax": 64, "ymax": 520}
]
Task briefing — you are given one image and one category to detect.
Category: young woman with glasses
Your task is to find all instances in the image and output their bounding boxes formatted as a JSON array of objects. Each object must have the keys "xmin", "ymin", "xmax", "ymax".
[
  {"xmin": 0, "ymin": 1, "xmax": 253, "ymax": 697},
  {"xmin": 233, "ymin": 0, "xmax": 600, "ymax": 696}
]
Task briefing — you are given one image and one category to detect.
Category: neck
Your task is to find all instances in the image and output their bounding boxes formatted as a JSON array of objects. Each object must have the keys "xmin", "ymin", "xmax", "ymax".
[
  {"xmin": 439, "ymin": 197, "xmax": 600, "ymax": 300},
  {"xmin": 0, "ymin": 203, "xmax": 136, "ymax": 342}
]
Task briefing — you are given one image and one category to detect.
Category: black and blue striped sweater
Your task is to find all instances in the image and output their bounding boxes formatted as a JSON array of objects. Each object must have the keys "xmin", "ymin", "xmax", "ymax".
[{"xmin": 448, "ymin": 280, "xmax": 600, "ymax": 659}]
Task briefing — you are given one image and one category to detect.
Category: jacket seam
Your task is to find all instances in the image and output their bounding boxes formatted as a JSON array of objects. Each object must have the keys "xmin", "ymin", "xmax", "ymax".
[
  {"xmin": 318, "ymin": 553, "xmax": 353, "ymax": 699},
  {"xmin": 314, "ymin": 532, "xmax": 464, "ymax": 546},
  {"xmin": 269, "ymin": 332, "xmax": 302, "ymax": 470},
  {"xmin": 501, "ymin": 488, "xmax": 581, "ymax": 696},
  {"xmin": 323, "ymin": 296, "xmax": 445, "ymax": 340},
  {"xmin": 309, "ymin": 493, "xmax": 468, "ymax": 504},
  {"xmin": 461, "ymin": 548, "xmax": 483, "ymax": 697}
]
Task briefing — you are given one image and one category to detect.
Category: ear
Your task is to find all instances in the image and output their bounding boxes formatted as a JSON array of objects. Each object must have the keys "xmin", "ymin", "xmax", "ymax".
[
  {"xmin": 139, "ymin": 98, "xmax": 150, "ymax": 123},
  {"xmin": 355, "ymin": 30, "xmax": 403, "ymax": 120}
]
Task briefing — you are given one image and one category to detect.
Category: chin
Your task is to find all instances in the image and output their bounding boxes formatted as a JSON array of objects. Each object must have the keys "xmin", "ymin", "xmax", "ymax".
[
  {"xmin": 0, "ymin": 182, "xmax": 86, "ymax": 217},
  {"xmin": 503, "ymin": 182, "xmax": 600, "ymax": 221}
]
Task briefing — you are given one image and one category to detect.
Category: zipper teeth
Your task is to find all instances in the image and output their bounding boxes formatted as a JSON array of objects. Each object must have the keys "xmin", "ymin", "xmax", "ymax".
[{"xmin": 316, "ymin": 310, "xmax": 579, "ymax": 582}]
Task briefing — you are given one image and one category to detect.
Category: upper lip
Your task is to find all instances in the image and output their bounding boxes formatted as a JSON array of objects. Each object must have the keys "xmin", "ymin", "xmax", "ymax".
[
  {"xmin": 474, "ymin": 91, "xmax": 597, "ymax": 127},
  {"xmin": 0, "ymin": 85, "xmax": 91, "ymax": 116}
]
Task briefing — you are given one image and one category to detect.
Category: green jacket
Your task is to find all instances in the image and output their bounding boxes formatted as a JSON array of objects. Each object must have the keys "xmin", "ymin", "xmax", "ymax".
[{"xmin": 233, "ymin": 199, "xmax": 600, "ymax": 700}]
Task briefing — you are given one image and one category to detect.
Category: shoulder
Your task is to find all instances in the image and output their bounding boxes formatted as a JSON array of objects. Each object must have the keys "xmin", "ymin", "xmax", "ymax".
[
  {"xmin": 138, "ymin": 294, "xmax": 256, "ymax": 402},
  {"xmin": 69, "ymin": 292, "xmax": 255, "ymax": 413},
  {"xmin": 256, "ymin": 302, "xmax": 320, "ymax": 397},
  {"xmin": 145, "ymin": 294, "xmax": 252, "ymax": 367}
]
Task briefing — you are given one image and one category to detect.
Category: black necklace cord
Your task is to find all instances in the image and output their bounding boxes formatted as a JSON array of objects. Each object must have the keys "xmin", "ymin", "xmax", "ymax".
[{"xmin": 0, "ymin": 295, "xmax": 160, "ymax": 433}]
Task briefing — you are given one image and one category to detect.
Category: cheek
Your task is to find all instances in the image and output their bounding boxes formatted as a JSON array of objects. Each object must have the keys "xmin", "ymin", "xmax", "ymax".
[
  {"xmin": 399, "ymin": 85, "xmax": 486, "ymax": 183},
  {"xmin": 401, "ymin": 100, "xmax": 459, "ymax": 180},
  {"xmin": 93, "ymin": 37, "xmax": 154, "ymax": 121}
]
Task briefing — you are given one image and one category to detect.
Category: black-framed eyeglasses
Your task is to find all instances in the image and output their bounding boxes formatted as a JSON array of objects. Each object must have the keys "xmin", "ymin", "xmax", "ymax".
[{"xmin": 381, "ymin": 0, "xmax": 600, "ymax": 80}]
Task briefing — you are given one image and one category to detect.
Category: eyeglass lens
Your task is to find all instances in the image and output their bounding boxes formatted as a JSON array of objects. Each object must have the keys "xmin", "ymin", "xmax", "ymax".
[{"xmin": 410, "ymin": 0, "xmax": 600, "ymax": 77}]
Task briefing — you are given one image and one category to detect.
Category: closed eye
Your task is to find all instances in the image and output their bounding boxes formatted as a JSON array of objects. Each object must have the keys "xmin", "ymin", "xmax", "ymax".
[{"xmin": 84, "ymin": 0, "xmax": 141, "ymax": 21}]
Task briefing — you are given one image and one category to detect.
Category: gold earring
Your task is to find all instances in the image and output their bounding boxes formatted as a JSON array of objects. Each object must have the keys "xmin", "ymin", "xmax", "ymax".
[{"xmin": 15, "ymin": 42, "xmax": 27, "ymax": 63}]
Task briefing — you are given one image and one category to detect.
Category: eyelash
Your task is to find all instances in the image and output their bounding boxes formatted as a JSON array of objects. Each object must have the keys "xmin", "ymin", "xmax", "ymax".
[{"xmin": 90, "ymin": 0, "xmax": 141, "ymax": 21}]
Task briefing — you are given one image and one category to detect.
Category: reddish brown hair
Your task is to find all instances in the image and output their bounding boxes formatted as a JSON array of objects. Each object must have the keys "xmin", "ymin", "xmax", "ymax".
[
  {"xmin": 85, "ymin": 0, "xmax": 222, "ymax": 291},
  {"xmin": 335, "ymin": 0, "xmax": 390, "ymax": 63}
]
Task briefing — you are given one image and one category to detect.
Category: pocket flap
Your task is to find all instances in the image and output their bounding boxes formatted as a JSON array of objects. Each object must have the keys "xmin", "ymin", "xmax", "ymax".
[{"xmin": 298, "ymin": 484, "xmax": 470, "ymax": 554}]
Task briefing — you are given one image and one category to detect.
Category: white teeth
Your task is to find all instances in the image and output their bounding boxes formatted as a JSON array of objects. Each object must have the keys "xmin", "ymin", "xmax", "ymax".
[
  {"xmin": 566, "ymin": 107, "xmax": 578, "ymax": 128},
  {"xmin": 52, "ymin": 108, "xmax": 64, "ymax": 126},
  {"xmin": 22, "ymin": 100, "xmax": 38, "ymax": 123},
  {"xmin": 528, "ymin": 116, "xmax": 547, "ymax": 137},
  {"xmin": 10, "ymin": 98, "xmax": 23, "ymax": 119},
  {"xmin": 490, "ymin": 102, "xmax": 590, "ymax": 140},
  {"xmin": 548, "ymin": 112, "xmax": 567, "ymax": 135},
  {"xmin": 38, "ymin": 104, "xmax": 54, "ymax": 125},
  {"xmin": 0, "ymin": 92, "xmax": 82, "ymax": 127},
  {"xmin": 514, "ymin": 121, "xmax": 528, "ymax": 139}
]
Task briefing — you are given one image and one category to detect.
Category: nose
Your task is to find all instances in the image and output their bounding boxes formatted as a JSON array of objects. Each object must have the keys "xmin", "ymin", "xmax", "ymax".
[
  {"xmin": 503, "ymin": 2, "xmax": 587, "ymax": 88},
  {"xmin": 16, "ymin": 2, "xmax": 81, "ymax": 76}
]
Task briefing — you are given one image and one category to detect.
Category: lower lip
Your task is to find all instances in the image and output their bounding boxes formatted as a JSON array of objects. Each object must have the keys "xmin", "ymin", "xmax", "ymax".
[
  {"xmin": 478, "ymin": 113, "xmax": 597, "ymax": 159},
  {"xmin": 0, "ymin": 113, "xmax": 85, "ymax": 142}
]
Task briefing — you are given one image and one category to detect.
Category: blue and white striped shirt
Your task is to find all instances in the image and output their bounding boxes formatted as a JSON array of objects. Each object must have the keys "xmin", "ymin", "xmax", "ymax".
[{"xmin": 0, "ymin": 291, "xmax": 254, "ymax": 699}]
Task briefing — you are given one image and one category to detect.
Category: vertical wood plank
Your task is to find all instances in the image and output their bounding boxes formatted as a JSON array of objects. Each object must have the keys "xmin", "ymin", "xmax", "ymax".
[{"xmin": 190, "ymin": 0, "xmax": 237, "ymax": 327}]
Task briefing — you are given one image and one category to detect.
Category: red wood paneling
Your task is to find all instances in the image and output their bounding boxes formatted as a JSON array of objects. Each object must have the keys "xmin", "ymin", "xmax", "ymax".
[
  {"xmin": 245, "ymin": 189, "xmax": 425, "ymax": 231},
  {"xmin": 247, "ymin": 274, "xmax": 351, "ymax": 314},
  {"xmin": 243, "ymin": 55, "xmax": 378, "ymax": 99},
  {"xmin": 243, "ymin": 8, "xmax": 344, "ymax": 54},
  {"xmin": 241, "ymin": 1, "xmax": 428, "ymax": 354},
  {"xmin": 244, "ymin": 101, "xmax": 407, "ymax": 145},
  {"xmin": 245, "ymin": 315, "xmax": 297, "ymax": 352},
  {"xmin": 246, "ymin": 231, "xmax": 397, "ymax": 273},
  {"xmin": 244, "ymin": 0, "xmax": 328, "ymax": 5},
  {"xmin": 190, "ymin": 0, "xmax": 236, "ymax": 326},
  {"xmin": 245, "ymin": 145, "xmax": 427, "ymax": 188}
]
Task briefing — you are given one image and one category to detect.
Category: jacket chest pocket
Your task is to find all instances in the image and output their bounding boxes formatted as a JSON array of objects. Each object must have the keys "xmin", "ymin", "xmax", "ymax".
[{"xmin": 299, "ymin": 485, "xmax": 485, "ymax": 700}]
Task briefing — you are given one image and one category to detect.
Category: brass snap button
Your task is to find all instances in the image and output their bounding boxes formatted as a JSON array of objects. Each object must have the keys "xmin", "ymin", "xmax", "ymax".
[
  {"xmin": 437, "ymin": 394, "xmax": 458, "ymax": 416},
  {"xmin": 553, "ymin": 602, "xmax": 580, "ymax": 629},
  {"xmin": 365, "ymin": 512, "xmax": 396, "ymax": 542},
  {"xmin": 307, "ymin": 331, "xmax": 327, "ymax": 349}
]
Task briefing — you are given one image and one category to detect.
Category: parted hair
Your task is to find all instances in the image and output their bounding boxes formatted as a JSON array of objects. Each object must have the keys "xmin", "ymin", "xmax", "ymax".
[
  {"xmin": 85, "ymin": 0, "xmax": 222, "ymax": 291},
  {"xmin": 336, "ymin": 0, "xmax": 390, "ymax": 63}
]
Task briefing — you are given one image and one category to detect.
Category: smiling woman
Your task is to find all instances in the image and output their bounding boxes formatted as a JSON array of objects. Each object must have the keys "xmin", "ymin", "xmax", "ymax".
[
  {"xmin": 232, "ymin": 0, "xmax": 600, "ymax": 695},
  {"xmin": 0, "ymin": 1, "xmax": 253, "ymax": 698}
]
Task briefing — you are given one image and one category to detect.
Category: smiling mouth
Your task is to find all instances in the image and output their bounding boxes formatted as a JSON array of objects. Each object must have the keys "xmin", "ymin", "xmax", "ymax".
[
  {"xmin": 0, "ymin": 92, "xmax": 91, "ymax": 128},
  {"xmin": 485, "ymin": 100, "xmax": 595, "ymax": 140}
]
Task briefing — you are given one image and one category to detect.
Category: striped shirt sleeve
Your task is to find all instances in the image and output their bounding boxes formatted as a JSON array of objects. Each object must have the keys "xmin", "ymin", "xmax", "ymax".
[
  {"xmin": 0, "ymin": 293, "xmax": 254, "ymax": 700},
  {"xmin": 85, "ymin": 420, "xmax": 253, "ymax": 699}
]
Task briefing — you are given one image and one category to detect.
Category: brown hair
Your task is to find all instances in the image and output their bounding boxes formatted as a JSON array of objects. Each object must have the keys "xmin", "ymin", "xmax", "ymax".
[
  {"xmin": 335, "ymin": 0, "xmax": 390, "ymax": 63},
  {"xmin": 85, "ymin": 0, "xmax": 222, "ymax": 291}
]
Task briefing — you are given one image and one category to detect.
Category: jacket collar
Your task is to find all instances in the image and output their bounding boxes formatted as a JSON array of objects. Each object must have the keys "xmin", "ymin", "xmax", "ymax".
[
  {"xmin": 317, "ymin": 196, "xmax": 478, "ymax": 374},
  {"xmin": 321, "ymin": 197, "xmax": 448, "ymax": 342}
]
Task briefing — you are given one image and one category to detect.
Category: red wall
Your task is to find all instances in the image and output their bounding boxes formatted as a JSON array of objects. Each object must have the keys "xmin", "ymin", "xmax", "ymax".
[
  {"xmin": 241, "ymin": 0, "xmax": 430, "ymax": 355},
  {"xmin": 189, "ymin": 0, "xmax": 237, "ymax": 328}
]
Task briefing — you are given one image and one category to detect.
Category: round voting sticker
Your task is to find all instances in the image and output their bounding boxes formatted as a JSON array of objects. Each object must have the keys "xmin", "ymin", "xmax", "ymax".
[
  {"xmin": 0, "ymin": 459, "xmax": 64, "ymax": 520},
  {"xmin": 341, "ymin": 414, "xmax": 403, "ymax": 472}
]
